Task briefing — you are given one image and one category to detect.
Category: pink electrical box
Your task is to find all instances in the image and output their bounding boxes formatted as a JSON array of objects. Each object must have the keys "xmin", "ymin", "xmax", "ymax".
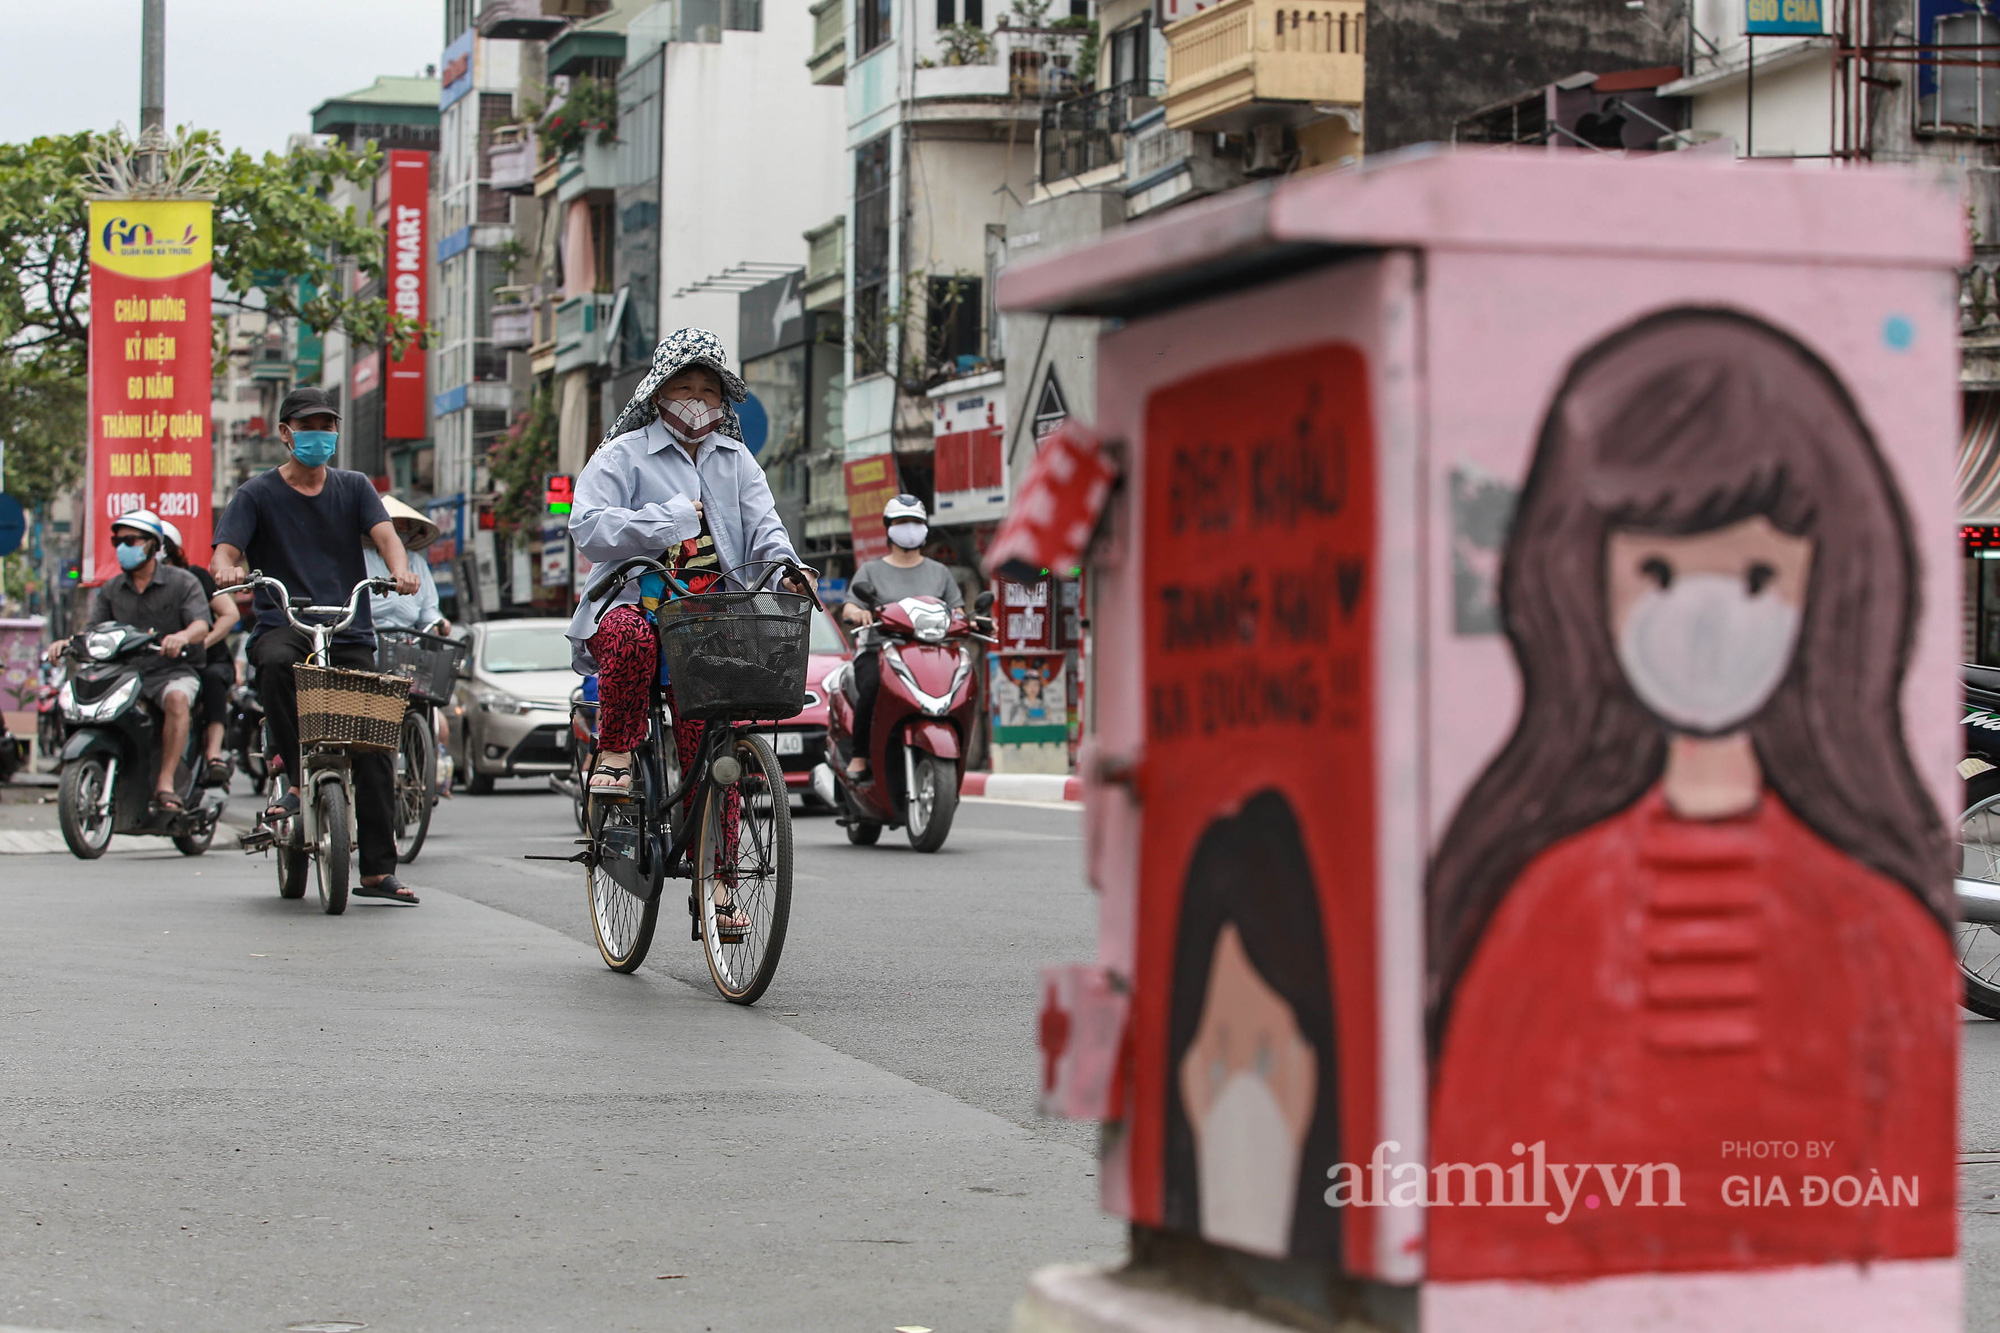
[{"xmin": 1002, "ymin": 151, "xmax": 1966, "ymax": 1329}]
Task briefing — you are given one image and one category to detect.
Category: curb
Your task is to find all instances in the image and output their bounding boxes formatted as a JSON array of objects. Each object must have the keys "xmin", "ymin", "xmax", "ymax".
[{"xmin": 961, "ymin": 772, "xmax": 1082, "ymax": 804}]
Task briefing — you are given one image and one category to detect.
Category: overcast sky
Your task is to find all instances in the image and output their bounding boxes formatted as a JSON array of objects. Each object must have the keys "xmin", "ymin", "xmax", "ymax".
[{"xmin": 6, "ymin": 0, "xmax": 446, "ymax": 157}]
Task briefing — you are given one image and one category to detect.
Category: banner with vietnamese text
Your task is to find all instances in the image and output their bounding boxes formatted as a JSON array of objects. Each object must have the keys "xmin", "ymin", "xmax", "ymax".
[{"xmin": 87, "ymin": 199, "xmax": 214, "ymax": 581}]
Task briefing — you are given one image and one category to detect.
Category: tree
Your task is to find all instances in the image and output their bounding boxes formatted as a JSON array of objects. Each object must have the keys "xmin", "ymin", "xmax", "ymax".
[{"xmin": 0, "ymin": 127, "xmax": 424, "ymax": 507}]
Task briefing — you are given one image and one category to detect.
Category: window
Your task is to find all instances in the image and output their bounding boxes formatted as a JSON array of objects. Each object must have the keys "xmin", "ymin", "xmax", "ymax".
[
  {"xmin": 853, "ymin": 135, "xmax": 892, "ymax": 377},
  {"xmin": 937, "ymin": 0, "xmax": 983, "ymax": 27},
  {"xmin": 926, "ymin": 275, "xmax": 982, "ymax": 370},
  {"xmin": 1109, "ymin": 21, "xmax": 1146, "ymax": 88},
  {"xmin": 860, "ymin": 0, "xmax": 893, "ymax": 55},
  {"xmin": 726, "ymin": 0, "xmax": 763, "ymax": 29}
]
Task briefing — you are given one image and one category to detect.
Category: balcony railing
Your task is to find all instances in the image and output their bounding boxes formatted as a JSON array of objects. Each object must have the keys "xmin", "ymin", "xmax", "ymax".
[
  {"xmin": 1163, "ymin": 0, "xmax": 1365, "ymax": 132},
  {"xmin": 554, "ymin": 292, "xmax": 617, "ymax": 374},
  {"xmin": 555, "ymin": 140, "xmax": 618, "ymax": 204},
  {"xmin": 808, "ymin": 0, "xmax": 845, "ymax": 86},
  {"xmin": 1041, "ymin": 79, "xmax": 1154, "ymax": 185},
  {"xmin": 912, "ymin": 26, "xmax": 1088, "ymax": 104},
  {"xmin": 488, "ymin": 126, "xmax": 536, "ymax": 193},
  {"xmin": 491, "ymin": 285, "xmax": 534, "ymax": 350}
]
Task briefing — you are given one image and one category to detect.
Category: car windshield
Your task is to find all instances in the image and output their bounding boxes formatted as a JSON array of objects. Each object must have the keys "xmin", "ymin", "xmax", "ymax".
[
  {"xmin": 481, "ymin": 625, "xmax": 571, "ymax": 673},
  {"xmin": 811, "ymin": 611, "xmax": 850, "ymax": 654}
]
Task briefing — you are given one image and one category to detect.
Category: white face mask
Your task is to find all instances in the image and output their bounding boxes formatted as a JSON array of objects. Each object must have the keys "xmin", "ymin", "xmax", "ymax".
[
  {"xmin": 887, "ymin": 521, "xmax": 928, "ymax": 550},
  {"xmin": 661, "ymin": 396, "xmax": 723, "ymax": 442},
  {"xmin": 1195, "ymin": 1070, "xmax": 1300, "ymax": 1258},
  {"xmin": 1616, "ymin": 571, "xmax": 1801, "ymax": 734}
]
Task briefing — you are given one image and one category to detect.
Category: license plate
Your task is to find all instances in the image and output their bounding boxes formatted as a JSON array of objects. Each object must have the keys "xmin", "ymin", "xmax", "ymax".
[{"xmin": 775, "ymin": 732, "xmax": 805, "ymax": 755}]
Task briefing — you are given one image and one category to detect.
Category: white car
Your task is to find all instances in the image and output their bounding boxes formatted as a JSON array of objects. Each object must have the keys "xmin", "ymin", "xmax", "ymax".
[{"xmin": 446, "ymin": 618, "xmax": 576, "ymax": 794}]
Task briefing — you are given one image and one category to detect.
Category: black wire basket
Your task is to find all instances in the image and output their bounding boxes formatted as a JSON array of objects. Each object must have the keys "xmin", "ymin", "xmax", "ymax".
[
  {"xmin": 375, "ymin": 629, "xmax": 468, "ymax": 706},
  {"xmin": 657, "ymin": 589, "xmax": 814, "ymax": 721}
]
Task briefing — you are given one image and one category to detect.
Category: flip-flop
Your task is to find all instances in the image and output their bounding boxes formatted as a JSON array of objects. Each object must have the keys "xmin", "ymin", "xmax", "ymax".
[{"xmin": 354, "ymin": 874, "xmax": 420, "ymax": 906}]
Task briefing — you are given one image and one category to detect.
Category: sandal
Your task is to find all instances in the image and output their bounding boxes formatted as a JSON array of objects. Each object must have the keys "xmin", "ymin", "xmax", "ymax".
[
  {"xmin": 151, "ymin": 790, "xmax": 185, "ymax": 816},
  {"xmin": 261, "ymin": 791, "xmax": 300, "ymax": 825},
  {"xmin": 203, "ymin": 757, "xmax": 232, "ymax": 788},
  {"xmin": 354, "ymin": 874, "xmax": 420, "ymax": 906},
  {"xmin": 588, "ymin": 757, "xmax": 634, "ymax": 797},
  {"xmin": 711, "ymin": 887, "xmax": 750, "ymax": 938}
]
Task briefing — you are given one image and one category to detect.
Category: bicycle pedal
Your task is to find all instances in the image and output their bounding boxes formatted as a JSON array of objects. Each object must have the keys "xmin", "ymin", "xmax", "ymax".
[{"xmin": 237, "ymin": 829, "xmax": 274, "ymax": 853}]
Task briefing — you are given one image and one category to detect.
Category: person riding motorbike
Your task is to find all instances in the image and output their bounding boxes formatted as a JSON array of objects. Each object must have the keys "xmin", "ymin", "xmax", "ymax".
[
  {"xmin": 159, "ymin": 518, "xmax": 242, "ymax": 787},
  {"xmin": 839, "ymin": 494, "xmax": 963, "ymax": 779},
  {"xmin": 567, "ymin": 328, "xmax": 813, "ymax": 935},
  {"xmin": 210, "ymin": 386, "xmax": 424, "ymax": 906},
  {"xmin": 46, "ymin": 508, "xmax": 211, "ymax": 815},
  {"xmin": 364, "ymin": 495, "xmax": 452, "ymax": 635}
]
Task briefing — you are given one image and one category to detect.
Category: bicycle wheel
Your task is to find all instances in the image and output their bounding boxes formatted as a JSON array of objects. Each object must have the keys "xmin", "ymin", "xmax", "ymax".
[
  {"xmin": 393, "ymin": 708, "xmax": 435, "ymax": 862},
  {"xmin": 588, "ymin": 751, "xmax": 662, "ymax": 972},
  {"xmin": 1959, "ymin": 772, "xmax": 2000, "ymax": 1018},
  {"xmin": 315, "ymin": 780, "xmax": 351, "ymax": 916},
  {"xmin": 696, "ymin": 732, "xmax": 792, "ymax": 1004}
]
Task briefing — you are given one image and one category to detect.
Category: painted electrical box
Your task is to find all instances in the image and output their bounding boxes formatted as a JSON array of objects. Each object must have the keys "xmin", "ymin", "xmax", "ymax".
[{"xmin": 1002, "ymin": 152, "xmax": 1966, "ymax": 1329}]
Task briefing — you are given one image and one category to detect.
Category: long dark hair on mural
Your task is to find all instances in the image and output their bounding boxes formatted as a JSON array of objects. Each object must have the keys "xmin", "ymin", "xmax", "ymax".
[
  {"xmin": 1165, "ymin": 789, "xmax": 1343, "ymax": 1260},
  {"xmin": 1426, "ymin": 308, "xmax": 1950, "ymax": 1048}
]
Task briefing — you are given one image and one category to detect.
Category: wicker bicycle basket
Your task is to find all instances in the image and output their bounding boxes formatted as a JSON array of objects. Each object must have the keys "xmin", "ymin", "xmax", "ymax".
[
  {"xmin": 657, "ymin": 589, "xmax": 813, "ymax": 721},
  {"xmin": 295, "ymin": 664, "xmax": 411, "ymax": 752},
  {"xmin": 375, "ymin": 629, "xmax": 468, "ymax": 706}
]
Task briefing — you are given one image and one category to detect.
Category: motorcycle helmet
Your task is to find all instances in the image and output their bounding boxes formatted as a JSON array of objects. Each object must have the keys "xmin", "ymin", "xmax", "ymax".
[
  {"xmin": 882, "ymin": 494, "xmax": 928, "ymax": 525},
  {"xmin": 111, "ymin": 508, "xmax": 169, "ymax": 544}
]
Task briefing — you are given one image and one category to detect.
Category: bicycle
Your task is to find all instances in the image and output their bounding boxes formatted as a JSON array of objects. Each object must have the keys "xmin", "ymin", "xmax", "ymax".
[
  {"xmin": 539, "ymin": 556, "xmax": 819, "ymax": 1004},
  {"xmin": 221, "ymin": 572, "xmax": 407, "ymax": 915},
  {"xmin": 376, "ymin": 627, "xmax": 469, "ymax": 862}
]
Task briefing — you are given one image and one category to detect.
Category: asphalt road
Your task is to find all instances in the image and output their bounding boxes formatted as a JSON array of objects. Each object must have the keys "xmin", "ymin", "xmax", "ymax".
[{"xmin": 0, "ymin": 778, "xmax": 1121, "ymax": 1333}]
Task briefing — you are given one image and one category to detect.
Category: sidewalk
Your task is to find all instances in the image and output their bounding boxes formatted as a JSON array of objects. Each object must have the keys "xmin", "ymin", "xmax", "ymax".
[{"xmin": 961, "ymin": 772, "xmax": 1082, "ymax": 804}]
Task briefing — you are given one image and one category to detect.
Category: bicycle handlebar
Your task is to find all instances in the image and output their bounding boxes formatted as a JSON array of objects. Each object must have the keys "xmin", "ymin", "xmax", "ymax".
[
  {"xmin": 586, "ymin": 556, "xmax": 824, "ymax": 627},
  {"xmin": 216, "ymin": 571, "xmax": 394, "ymax": 637}
]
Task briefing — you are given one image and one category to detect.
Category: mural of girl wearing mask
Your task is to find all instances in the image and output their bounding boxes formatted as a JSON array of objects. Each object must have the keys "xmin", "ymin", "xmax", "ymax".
[
  {"xmin": 1426, "ymin": 309, "xmax": 1956, "ymax": 1279},
  {"xmin": 1165, "ymin": 790, "xmax": 1342, "ymax": 1262}
]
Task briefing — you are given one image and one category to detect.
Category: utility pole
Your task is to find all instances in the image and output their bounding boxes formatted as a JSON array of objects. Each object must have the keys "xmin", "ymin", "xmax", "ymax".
[{"xmin": 139, "ymin": 0, "xmax": 165, "ymax": 184}]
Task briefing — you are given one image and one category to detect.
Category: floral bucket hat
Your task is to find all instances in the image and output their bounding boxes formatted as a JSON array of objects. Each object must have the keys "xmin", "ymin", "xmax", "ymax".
[{"xmin": 603, "ymin": 327, "xmax": 749, "ymax": 445}]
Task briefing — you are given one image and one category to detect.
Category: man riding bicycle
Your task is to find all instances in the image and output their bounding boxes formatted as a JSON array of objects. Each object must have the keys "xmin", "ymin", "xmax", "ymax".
[
  {"xmin": 567, "ymin": 328, "xmax": 812, "ymax": 934},
  {"xmin": 210, "ymin": 386, "xmax": 424, "ymax": 906}
]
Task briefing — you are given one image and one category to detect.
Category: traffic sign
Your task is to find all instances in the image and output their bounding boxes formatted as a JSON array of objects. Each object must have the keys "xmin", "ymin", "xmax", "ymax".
[{"xmin": 0, "ymin": 494, "xmax": 24, "ymax": 557}]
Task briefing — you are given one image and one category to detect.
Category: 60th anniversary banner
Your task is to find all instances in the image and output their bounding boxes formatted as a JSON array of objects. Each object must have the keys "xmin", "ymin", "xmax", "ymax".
[{"xmin": 87, "ymin": 199, "xmax": 214, "ymax": 580}]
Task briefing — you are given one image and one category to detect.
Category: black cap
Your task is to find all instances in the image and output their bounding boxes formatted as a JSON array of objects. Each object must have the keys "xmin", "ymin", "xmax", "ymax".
[{"xmin": 277, "ymin": 386, "xmax": 342, "ymax": 425}]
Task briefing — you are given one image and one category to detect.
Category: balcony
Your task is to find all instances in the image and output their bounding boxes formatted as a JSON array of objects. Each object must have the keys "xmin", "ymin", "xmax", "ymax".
[
  {"xmin": 1163, "ymin": 0, "xmax": 1365, "ymax": 133},
  {"xmin": 491, "ymin": 286, "xmax": 534, "ymax": 350},
  {"xmin": 1041, "ymin": 80, "xmax": 1155, "ymax": 186},
  {"xmin": 913, "ymin": 26, "xmax": 1087, "ymax": 108},
  {"xmin": 554, "ymin": 292, "xmax": 617, "ymax": 374},
  {"xmin": 555, "ymin": 139, "xmax": 618, "ymax": 205},
  {"xmin": 477, "ymin": 0, "xmax": 571, "ymax": 40},
  {"xmin": 487, "ymin": 126, "xmax": 536, "ymax": 193},
  {"xmin": 803, "ymin": 215, "xmax": 845, "ymax": 313},
  {"xmin": 808, "ymin": 0, "xmax": 845, "ymax": 86}
]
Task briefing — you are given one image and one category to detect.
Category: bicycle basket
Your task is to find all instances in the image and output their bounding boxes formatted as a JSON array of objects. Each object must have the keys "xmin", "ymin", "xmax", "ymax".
[
  {"xmin": 375, "ymin": 629, "xmax": 468, "ymax": 706},
  {"xmin": 656, "ymin": 589, "xmax": 813, "ymax": 721},
  {"xmin": 295, "ymin": 664, "xmax": 411, "ymax": 752}
]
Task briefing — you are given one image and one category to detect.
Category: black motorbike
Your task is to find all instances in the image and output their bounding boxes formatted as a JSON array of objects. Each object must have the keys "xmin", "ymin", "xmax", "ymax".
[
  {"xmin": 53, "ymin": 623, "xmax": 226, "ymax": 859},
  {"xmin": 226, "ymin": 681, "xmax": 269, "ymax": 795}
]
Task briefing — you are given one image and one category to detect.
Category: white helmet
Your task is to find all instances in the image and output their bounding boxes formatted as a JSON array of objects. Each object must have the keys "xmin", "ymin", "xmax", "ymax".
[
  {"xmin": 158, "ymin": 518, "xmax": 184, "ymax": 551},
  {"xmin": 882, "ymin": 494, "xmax": 928, "ymax": 525},
  {"xmin": 111, "ymin": 508, "xmax": 169, "ymax": 543}
]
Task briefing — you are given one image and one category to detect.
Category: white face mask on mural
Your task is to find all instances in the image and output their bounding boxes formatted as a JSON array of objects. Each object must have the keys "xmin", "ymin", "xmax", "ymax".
[
  {"xmin": 887, "ymin": 521, "xmax": 929, "ymax": 550},
  {"xmin": 661, "ymin": 396, "xmax": 724, "ymax": 442},
  {"xmin": 1195, "ymin": 1070, "xmax": 1300, "ymax": 1258},
  {"xmin": 1616, "ymin": 571, "xmax": 1801, "ymax": 734}
]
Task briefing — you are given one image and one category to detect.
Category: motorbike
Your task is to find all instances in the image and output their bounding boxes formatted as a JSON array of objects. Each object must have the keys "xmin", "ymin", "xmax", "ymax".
[
  {"xmin": 813, "ymin": 589, "xmax": 994, "ymax": 852},
  {"xmin": 35, "ymin": 658, "xmax": 66, "ymax": 771},
  {"xmin": 53, "ymin": 623, "xmax": 226, "ymax": 858},
  {"xmin": 226, "ymin": 681, "xmax": 270, "ymax": 795},
  {"xmin": 1957, "ymin": 664, "xmax": 2000, "ymax": 1017}
]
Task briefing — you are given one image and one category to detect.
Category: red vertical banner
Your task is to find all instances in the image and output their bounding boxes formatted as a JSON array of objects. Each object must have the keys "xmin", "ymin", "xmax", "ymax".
[
  {"xmin": 87, "ymin": 200, "xmax": 214, "ymax": 580},
  {"xmin": 843, "ymin": 454, "xmax": 902, "ymax": 562},
  {"xmin": 384, "ymin": 150, "xmax": 430, "ymax": 440}
]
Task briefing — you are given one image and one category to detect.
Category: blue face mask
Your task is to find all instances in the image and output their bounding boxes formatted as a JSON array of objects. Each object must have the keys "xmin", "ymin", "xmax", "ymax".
[
  {"xmin": 115, "ymin": 540, "xmax": 151, "ymax": 572},
  {"xmin": 290, "ymin": 429, "xmax": 338, "ymax": 468}
]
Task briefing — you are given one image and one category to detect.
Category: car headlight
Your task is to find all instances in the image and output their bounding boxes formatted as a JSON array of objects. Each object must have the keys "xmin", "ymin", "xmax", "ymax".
[{"xmin": 478, "ymin": 690, "xmax": 535, "ymax": 715}]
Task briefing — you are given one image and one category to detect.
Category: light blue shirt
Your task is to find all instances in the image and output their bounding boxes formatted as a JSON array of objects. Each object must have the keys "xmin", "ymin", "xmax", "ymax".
[
  {"xmin": 565, "ymin": 419, "xmax": 799, "ymax": 671},
  {"xmin": 363, "ymin": 545, "xmax": 443, "ymax": 632}
]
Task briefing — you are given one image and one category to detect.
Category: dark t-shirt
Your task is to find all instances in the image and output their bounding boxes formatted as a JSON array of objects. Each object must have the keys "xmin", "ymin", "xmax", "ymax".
[
  {"xmin": 87, "ymin": 564, "xmax": 210, "ymax": 674},
  {"xmin": 213, "ymin": 467, "xmax": 390, "ymax": 644}
]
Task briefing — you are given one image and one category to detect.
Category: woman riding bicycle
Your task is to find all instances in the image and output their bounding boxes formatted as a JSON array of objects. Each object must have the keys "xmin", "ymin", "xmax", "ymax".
[{"xmin": 566, "ymin": 328, "xmax": 812, "ymax": 934}]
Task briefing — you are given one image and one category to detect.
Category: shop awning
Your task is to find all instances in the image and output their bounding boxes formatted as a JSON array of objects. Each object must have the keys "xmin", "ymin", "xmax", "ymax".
[{"xmin": 1964, "ymin": 392, "xmax": 2000, "ymax": 523}]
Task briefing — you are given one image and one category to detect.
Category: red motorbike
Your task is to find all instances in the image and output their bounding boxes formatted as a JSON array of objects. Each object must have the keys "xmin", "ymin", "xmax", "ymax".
[{"xmin": 814, "ymin": 589, "xmax": 994, "ymax": 852}]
